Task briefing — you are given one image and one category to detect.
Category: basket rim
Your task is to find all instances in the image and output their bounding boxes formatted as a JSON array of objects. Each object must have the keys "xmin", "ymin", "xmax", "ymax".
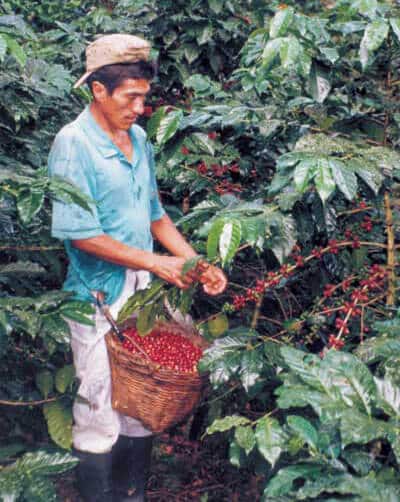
[{"xmin": 105, "ymin": 317, "xmax": 209, "ymax": 380}]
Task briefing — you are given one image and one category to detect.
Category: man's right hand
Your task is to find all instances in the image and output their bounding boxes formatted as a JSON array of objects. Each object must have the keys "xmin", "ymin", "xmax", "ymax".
[{"xmin": 149, "ymin": 255, "xmax": 198, "ymax": 289}]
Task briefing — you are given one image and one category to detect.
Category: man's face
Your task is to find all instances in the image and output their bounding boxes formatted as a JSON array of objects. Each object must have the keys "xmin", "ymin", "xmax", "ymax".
[{"xmin": 94, "ymin": 78, "xmax": 151, "ymax": 130}]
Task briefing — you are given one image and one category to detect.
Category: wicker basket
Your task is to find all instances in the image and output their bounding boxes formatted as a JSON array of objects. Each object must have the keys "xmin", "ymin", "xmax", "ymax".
[{"xmin": 105, "ymin": 318, "xmax": 209, "ymax": 433}]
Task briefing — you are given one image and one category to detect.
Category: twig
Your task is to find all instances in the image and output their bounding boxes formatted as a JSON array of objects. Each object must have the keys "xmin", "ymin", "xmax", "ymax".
[
  {"xmin": 384, "ymin": 192, "xmax": 396, "ymax": 305},
  {"xmin": 0, "ymin": 396, "xmax": 59, "ymax": 406},
  {"xmin": 251, "ymin": 294, "xmax": 263, "ymax": 330}
]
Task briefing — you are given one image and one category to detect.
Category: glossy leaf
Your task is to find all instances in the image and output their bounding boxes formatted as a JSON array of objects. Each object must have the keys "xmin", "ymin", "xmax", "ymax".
[
  {"xmin": 206, "ymin": 415, "xmax": 251, "ymax": 435},
  {"xmin": 270, "ymin": 7, "xmax": 294, "ymax": 39},
  {"xmin": 234, "ymin": 426, "xmax": 256, "ymax": 455},
  {"xmin": 359, "ymin": 20, "xmax": 389, "ymax": 70},
  {"xmin": 43, "ymin": 402, "xmax": 73, "ymax": 450},
  {"xmin": 255, "ymin": 416, "xmax": 288, "ymax": 467},
  {"xmin": 286, "ymin": 415, "xmax": 319, "ymax": 451},
  {"xmin": 156, "ymin": 109, "xmax": 183, "ymax": 145},
  {"xmin": 55, "ymin": 365, "xmax": 75, "ymax": 394}
]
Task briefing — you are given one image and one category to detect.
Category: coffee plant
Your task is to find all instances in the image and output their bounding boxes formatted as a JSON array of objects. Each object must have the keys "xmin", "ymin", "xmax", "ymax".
[{"xmin": 1, "ymin": 0, "xmax": 400, "ymax": 499}]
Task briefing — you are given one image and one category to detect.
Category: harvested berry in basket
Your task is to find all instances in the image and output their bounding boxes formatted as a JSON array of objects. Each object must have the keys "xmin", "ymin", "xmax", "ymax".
[{"xmin": 121, "ymin": 327, "xmax": 203, "ymax": 373}]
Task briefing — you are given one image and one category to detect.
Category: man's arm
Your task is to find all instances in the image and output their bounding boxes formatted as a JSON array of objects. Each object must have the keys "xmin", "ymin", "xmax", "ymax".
[
  {"xmin": 150, "ymin": 214, "xmax": 197, "ymax": 259},
  {"xmin": 71, "ymin": 234, "xmax": 193, "ymax": 289}
]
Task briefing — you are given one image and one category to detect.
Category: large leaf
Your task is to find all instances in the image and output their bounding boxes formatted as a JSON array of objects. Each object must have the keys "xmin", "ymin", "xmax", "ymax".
[
  {"xmin": 55, "ymin": 365, "xmax": 75, "ymax": 394},
  {"xmin": 390, "ymin": 18, "xmax": 400, "ymax": 43},
  {"xmin": 239, "ymin": 348, "xmax": 264, "ymax": 393},
  {"xmin": 206, "ymin": 415, "xmax": 251, "ymax": 435},
  {"xmin": 219, "ymin": 219, "xmax": 242, "ymax": 266},
  {"xmin": 314, "ymin": 158, "xmax": 335, "ymax": 203},
  {"xmin": 330, "ymin": 159, "xmax": 358, "ymax": 201},
  {"xmin": 339, "ymin": 408, "xmax": 393, "ymax": 448},
  {"xmin": 309, "ymin": 63, "xmax": 331, "ymax": 103},
  {"xmin": 255, "ymin": 416, "xmax": 288, "ymax": 467},
  {"xmin": 374, "ymin": 377, "xmax": 400, "ymax": 418},
  {"xmin": 359, "ymin": 20, "xmax": 389, "ymax": 70},
  {"xmin": 270, "ymin": 7, "xmax": 294, "ymax": 38},
  {"xmin": 15, "ymin": 450, "xmax": 78, "ymax": 476},
  {"xmin": 286, "ymin": 415, "xmax": 319, "ymax": 451},
  {"xmin": 264, "ymin": 464, "xmax": 323, "ymax": 497},
  {"xmin": 43, "ymin": 401, "xmax": 73, "ymax": 450},
  {"xmin": 234, "ymin": 426, "xmax": 256, "ymax": 455},
  {"xmin": 156, "ymin": 109, "xmax": 183, "ymax": 145}
]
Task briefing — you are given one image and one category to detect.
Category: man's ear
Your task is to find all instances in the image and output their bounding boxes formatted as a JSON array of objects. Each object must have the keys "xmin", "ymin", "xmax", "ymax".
[{"xmin": 91, "ymin": 81, "xmax": 108, "ymax": 101}]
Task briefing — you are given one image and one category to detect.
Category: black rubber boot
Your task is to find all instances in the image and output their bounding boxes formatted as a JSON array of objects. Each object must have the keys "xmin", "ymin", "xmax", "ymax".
[
  {"xmin": 112, "ymin": 435, "xmax": 153, "ymax": 501},
  {"xmin": 73, "ymin": 449, "xmax": 114, "ymax": 502}
]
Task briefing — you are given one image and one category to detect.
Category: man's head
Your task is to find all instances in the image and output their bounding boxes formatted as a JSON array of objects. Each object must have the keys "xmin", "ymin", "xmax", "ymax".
[
  {"xmin": 87, "ymin": 62, "xmax": 155, "ymax": 130},
  {"xmin": 75, "ymin": 34, "xmax": 155, "ymax": 130}
]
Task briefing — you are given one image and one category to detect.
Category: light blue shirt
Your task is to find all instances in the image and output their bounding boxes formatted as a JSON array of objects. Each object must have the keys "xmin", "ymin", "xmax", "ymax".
[{"xmin": 48, "ymin": 105, "xmax": 165, "ymax": 304}]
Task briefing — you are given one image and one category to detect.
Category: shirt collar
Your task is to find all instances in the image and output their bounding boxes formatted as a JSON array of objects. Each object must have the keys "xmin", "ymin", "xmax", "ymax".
[{"xmin": 79, "ymin": 105, "xmax": 141, "ymax": 168}]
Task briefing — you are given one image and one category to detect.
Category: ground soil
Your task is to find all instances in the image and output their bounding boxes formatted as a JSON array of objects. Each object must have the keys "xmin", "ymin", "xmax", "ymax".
[{"xmin": 56, "ymin": 421, "xmax": 263, "ymax": 502}]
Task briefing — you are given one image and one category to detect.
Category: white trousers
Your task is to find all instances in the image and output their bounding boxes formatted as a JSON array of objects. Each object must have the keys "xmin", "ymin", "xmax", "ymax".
[{"xmin": 67, "ymin": 270, "xmax": 153, "ymax": 454}]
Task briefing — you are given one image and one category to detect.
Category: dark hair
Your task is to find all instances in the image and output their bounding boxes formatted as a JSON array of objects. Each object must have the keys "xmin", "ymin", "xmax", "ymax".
[{"xmin": 86, "ymin": 60, "xmax": 157, "ymax": 95}]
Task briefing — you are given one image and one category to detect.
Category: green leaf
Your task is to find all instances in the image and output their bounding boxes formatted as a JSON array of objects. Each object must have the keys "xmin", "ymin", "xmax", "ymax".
[
  {"xmin": 24, "ymin": 477, "xmax": 57, "ymax": 502},
  {"xmin": 261, "ymin": 38, "xmax": 282, "ymax": 70},
  {"xmin": 16, "ymin": 189, "xmax": 45, "ymax": 225},
  {"xmin": 294, "ymin": 159, "xmax": 317, "ymax": 192},
  {"xmin": 43, "ymin": 401, "xmax": 73, "ymax": 450},
  {"xmin": 270, "ymin": 7, "xmax": 294, "ymax": 39},
  {"xmin": 117, "ymin": 279, "xmax": 165, "ymax": 324},
  {"xmin": 136, "ymin": 302, "xmax": 158, "ymax": 336},
  {"xmin": 219, "ymin": 219, "xmax": 242, "ymax": 266},
  {"xmin": 146, "ymin": 106, "xmax": 166, "ymax": 140},
  {"xmin": 314, "ymin": 158, "xmax": 335, "ymax": 203},
  {"xmin": 374, "ymin": 377, "xmax": 400, "ymax": 418},
  {"xmin": 339, "ymin": 408, "xmax": 392, "ymax": 448},
  {"xmin": 319, "ymin": 47, "xmax": 340, "ymax": 64},
  {"xmin": 351, "ymin": 159, "xmax": 383, "ymax": 194},
  {"xmin": 239, "ymin": 349, "xmax": 264, "ymax": 393},
  {"xmin": 0, "ymin": 34, "xmax": 7, "ymax": 61},
  {"xmin": 255, "ymin": 416, "xmax": 288, "ymax": 467},
  {"xmin": 0, "ymin": 468, "xmax": 21, "ymax": 501},
  {"xmin": 264, "ymin": 464, "xmax": 323, "ymax": 497},
  {"xmin": 234, "ymin": 426, "xmax": 256, "ymax": 455},
  {"xmin": 356, "ymin": 0, "xmax": 378, "ymax": 19},
  {"xmin": 287, "ymin": 415, "xmax": 319, "ymax": 451},
  {"xmin": 280, "ymin": 37, "xmax": 311, "ymax": 77},
  {"xmin": 207, "ymin": 218, "xmax": 225, "ymax": 261},
  {"xmin": 191, "ymin": 132, "xmax": 216, "ymax": 156},
  {"xmin": 390, "ymin": 18, "xmax": 400, "ymax": 43},
  {"xmin": 156, "ymin": 109, "xmax": 183, "ymax": 145},
  {"xmin": 309, "ymin": 63, "xmax": 331, "ymax": 104},
  {"xmin": 16, "ymin": 450, "xmax": 78, "ymax": 476},
  {"xmin": 35, "ymin": 370, "xmax": 54, "ymax": 399},
  {"xmin": 205, "ymin": 415, "xmax": 251, "ymax": 435},
  {"xmin": 3, "ymin": 35, "xmax": 26, "ymax": 66},
  {"xmin": 228, "ymin": 439, "xmax": 243, "ymax": 468},
  {"xmin": 359, "ymin": 20, "xmax": 389, "ymax": 70},
  {"xmin": 55, "ymin": 365, "xmax": 75, "ymax": 394},
  {"xmin": 330, "ymin": 160, "xmax": 358, "ymax": 201},
  {"xmin": 324, "ymin": 350, "xmax": 377, "ymax": 415}
]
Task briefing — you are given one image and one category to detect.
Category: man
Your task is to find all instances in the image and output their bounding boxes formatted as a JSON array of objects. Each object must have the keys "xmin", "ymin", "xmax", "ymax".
[{"xmin": 48, "ymin": 34, "xmax": 226, "ymax": 502}]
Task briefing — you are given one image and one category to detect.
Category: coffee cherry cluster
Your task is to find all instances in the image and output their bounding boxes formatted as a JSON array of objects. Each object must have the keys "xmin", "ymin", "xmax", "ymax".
[{"xmin": 121, "ymin": 327, "xmax": 203, "ymax": 374}]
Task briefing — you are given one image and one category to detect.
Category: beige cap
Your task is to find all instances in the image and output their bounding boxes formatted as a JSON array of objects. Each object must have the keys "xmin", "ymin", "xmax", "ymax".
[{"xmin": 73, "ymin": 33, "xmax": 151, "ymax": 89}]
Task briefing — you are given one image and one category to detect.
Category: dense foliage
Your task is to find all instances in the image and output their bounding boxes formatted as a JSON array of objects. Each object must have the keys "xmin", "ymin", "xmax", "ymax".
[{"xmin": 0, "ymin": 0, "xmax": 400, "ymax": 499}]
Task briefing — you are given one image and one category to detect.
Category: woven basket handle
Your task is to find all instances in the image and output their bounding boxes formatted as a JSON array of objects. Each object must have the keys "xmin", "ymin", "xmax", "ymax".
[{"xmin": 95, "ymin": 292, "xmax": 151, "ymax": 361}]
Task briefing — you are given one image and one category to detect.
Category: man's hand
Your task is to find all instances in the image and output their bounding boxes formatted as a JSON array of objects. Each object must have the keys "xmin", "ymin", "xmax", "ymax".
[
  {"xmin": 195, "ymin": 261, "xmax": 227, "ymax": 296},
  {"xmin": 150, "ymin": 255, "xmax": 198, "ymax": 289}
]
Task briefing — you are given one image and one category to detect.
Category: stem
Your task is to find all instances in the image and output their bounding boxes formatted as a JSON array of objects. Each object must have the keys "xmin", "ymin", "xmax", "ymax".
[
  {"xmin": 251, "ymin": 295, "xmax": 263, "ymax": 330},
  {"xmin": 0, "ymin": 396, "xmax": 59, "ymax": 407},
  {"xmin": 384, "ymin": 192, "xmax": 396, "ymax": 305}
]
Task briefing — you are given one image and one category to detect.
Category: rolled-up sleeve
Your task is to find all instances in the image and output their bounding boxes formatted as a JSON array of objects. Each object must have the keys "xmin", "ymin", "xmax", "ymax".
[
  {"xmin": 48, "ymin": 128, "xmax": 103, "ymax": 240},
  {"xmin": 146, "ymin": 141, "xmax": 165, "ymax": 222}
]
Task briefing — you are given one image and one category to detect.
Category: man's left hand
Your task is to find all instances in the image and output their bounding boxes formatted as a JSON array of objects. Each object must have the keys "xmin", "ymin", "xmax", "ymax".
[{"xmin": 195, "ymin": 262, "xmax": 227, "ymax": 296}]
